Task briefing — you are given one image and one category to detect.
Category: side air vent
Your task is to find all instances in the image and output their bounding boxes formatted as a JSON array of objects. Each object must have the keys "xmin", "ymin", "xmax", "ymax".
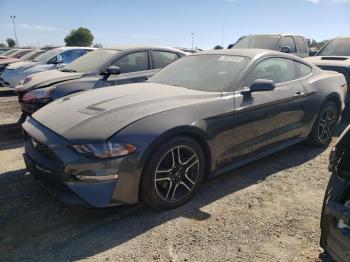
[{"xmin": 321, "ymin": 57, "xmax": 348, "ymax": 61}]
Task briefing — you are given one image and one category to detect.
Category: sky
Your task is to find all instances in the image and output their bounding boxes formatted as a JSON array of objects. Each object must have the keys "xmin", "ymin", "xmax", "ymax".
[{"xmin": 0, "ymin": 0, "xmax": 349, "ymax": 49}]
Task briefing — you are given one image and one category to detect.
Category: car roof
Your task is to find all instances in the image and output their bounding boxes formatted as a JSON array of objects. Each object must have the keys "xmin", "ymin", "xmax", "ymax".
[
  {"xmin": 245, "ymin": 33, "xmax": 305, "ymax": 37},
  {"xmin": 333, "ymin": 36, "xmax": 350, "ymax": 40},
  {"xmin": 193, "ymin": 48, "xmax": 311, "ymax": 64},
  {"xmin": 196, "ymin": 48, "xmax": 282, "ymax": 58},
  {"xmin": 104, "ymin": 45, "xmax": 186, "ymax": 54},
  {"xmin": 55, "ymin": 46, "xmax": 96, "ymax": 51}
]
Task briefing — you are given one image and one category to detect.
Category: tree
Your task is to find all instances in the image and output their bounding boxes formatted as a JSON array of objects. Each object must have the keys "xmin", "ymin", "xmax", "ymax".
[
  {"xmin": 214, "ymin": 45, "xmax": 223, "ymax": 50},
  {"xmin": 0, "ymin": 43, "xmax": 6, "ymax": 48},
  {"xmin": 64, "ymin": 27, "xmax": 94, "ymax": 47},
  {"xmin": 6, "ymin": 38, "xmax": 16, "ymax": 47}
]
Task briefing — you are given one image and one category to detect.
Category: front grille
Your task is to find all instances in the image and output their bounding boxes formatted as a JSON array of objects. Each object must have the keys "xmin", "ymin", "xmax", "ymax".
[{"xmin": 318, "ymin": 65, "xmax": 350, "ymax": 85}]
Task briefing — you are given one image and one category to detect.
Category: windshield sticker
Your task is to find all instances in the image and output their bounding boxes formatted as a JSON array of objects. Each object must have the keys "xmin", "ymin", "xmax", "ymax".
[{"xmin": 218, "ymin": 56, "xmax": 244, "ymax": 62}]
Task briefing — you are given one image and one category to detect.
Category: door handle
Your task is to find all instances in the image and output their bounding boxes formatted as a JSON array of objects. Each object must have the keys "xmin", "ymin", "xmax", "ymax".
[{"xmin": 294, "ymin": 91, "xmax": 305, "ymax": 97}]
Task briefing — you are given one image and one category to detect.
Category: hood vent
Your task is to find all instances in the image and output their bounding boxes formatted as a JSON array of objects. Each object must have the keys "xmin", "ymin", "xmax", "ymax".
[{"xmin": 321, "ymin": 57, "xmax": 348, "ymax": 61}]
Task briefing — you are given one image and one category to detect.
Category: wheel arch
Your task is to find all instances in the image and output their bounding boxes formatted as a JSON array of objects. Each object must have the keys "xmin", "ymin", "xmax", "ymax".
[
  {"xmin": 322, "ymin": 92, "xmax": 343, "ymax": 119},
  {"xmin": 137, "ymin": 126, "xmax": 213, "ymax": 201}
]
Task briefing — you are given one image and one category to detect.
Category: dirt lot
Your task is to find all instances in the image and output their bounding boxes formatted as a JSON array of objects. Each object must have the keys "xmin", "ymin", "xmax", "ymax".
[{"xmin": 0, "ymin": 89, "xmax": 346, "ymax": 262}]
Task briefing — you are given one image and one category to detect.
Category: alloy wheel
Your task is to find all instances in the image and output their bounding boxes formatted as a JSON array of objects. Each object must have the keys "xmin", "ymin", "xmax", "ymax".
[
  {"xmin": 154, "ymin": 145, "xmax": 200, "ymax": 202},
  {"xmin": 318, "ymin": 105, "xmax": 337, "ymax": 144}
]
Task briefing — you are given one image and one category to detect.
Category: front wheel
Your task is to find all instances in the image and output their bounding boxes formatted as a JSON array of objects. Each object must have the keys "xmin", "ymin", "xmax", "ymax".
[
  {"xmin": 141, "ymin": 136, "xmax": 205, "ymax": 210},
  {"xmin": 308, "ymin": 101, "xmax": 339, "ymax": 147}
]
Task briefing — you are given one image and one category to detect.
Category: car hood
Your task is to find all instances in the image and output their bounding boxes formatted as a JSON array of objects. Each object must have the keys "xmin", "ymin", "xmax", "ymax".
[
  {"xmin": 305, "ymin": 56, "xmax": 350, "ymax": 67},
  {"xmin": 32, "ymin": 83, "xmax": 221, "ymax": 141},
  {"xmin": 0, "ymin": 57, "xmax": 20, "ymax": 65},
  {"xmin": 7, "ymin": 61, "xmax": 38, "ymax": 70},
  {"xmin": 14, "ymin": 70, "xmax": 85, "ymax": 92}
]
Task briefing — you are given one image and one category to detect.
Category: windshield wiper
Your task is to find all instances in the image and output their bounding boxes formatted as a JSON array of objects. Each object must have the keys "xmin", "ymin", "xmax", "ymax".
[{"xmin": 60, "ymin": 69, "xmax": 77, "ymax": 73}]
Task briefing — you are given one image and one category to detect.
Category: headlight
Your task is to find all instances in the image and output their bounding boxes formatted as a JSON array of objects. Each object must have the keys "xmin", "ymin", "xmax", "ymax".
[
  {"xmin": 72, "ymin": 142, "xmax": 137, "ymax": 159},
  {"xmin": 21, "ymin": 87, "xmax": 54, "ymax": 103}
]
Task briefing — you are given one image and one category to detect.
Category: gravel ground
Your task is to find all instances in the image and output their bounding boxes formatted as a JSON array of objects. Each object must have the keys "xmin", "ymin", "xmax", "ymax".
[{"xmin": 0, "ymin": 89, "xmax": 346, "ymax": 262}]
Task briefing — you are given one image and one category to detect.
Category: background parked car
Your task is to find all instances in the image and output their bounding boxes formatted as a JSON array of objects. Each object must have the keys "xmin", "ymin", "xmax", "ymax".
[
  {"xmin": 0, "ymin": 48, "xmax": 11, "ymax": 55},
  {"xmin": 230, "ymin": 34, "xmax": 309, "ymax": 58},
  {"xmin": 0, "ymin": 49, "xmax": 46, "ymax": 77},
  {"xmin": 23, "ymin": 49, "xmax": 346, "ymax": 209},
  {"xmin": 305, "ymin": 37, "xmax": 350, "ymax": 112},
  {"xmin": 0, "ymin": 47, "xmax": 95, "ymax": 87},
  {"xmin": 0, "ymin": 48, "xmax": 20, "ymax": 58},
  {"xmin": 1, "ymin": 49, "xmax": 35, "ymax": 59},
  {"xmin": 321, "ymin": 124, "xmax": 350, "ymax": 262},
  {"xmin": 15, "ymin": 46, "xmax": 186, "ymax": 118},
  {"xmin": 309, "ymin": 47, "xmax": 319, "ymax": 56}
]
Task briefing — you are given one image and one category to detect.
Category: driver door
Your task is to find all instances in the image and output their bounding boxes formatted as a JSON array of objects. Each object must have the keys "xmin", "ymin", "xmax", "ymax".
[{"xmin": 232, "ymin": 57, "xmax": 306, "ymax": 160}]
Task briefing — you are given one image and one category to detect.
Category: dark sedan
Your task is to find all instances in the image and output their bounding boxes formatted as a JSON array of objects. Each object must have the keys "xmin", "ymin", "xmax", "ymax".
[
  {"xmin": 14, "ymin": 46, "xmax": 185, "ymax": 120},
  {"xmin": 23, "ymin": 49, "xmax": 346, "ymax": 209},
  {"xmin": 320, "ymin": 125, "xmax": 350, "ymax": 262}
]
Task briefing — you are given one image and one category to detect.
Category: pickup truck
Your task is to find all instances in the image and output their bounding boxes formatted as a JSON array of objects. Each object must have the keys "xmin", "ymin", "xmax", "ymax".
[{"xmin": 230, "ymin": 34, "xmax": 309, "ymax": 58}]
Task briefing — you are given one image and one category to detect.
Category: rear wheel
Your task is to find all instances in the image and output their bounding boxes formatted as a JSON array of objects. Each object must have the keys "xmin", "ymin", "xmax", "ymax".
[
  {"xmin": 308, "ymin": 101, "xmax": 339, "ymax": 147},
  {"xmin": 141, "ymin": 136, "xmax": 205, "ymax": 210}
]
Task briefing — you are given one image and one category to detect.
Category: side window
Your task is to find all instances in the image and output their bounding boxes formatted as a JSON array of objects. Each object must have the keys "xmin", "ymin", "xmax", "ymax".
[
  {"xmin": 60, "ymin": 50, "xmax": 83, "ymax": 64},
  {"xmin": 152, "ymin": 51, "xmax": 179, "ymax": 69},
  {"xmin": 281, "ymin": 36, "xmax": 296, "ymax": 53},
  {"xmin": 244, "ymin": 58, "xmax": 297, "ymax": 86},
  {"xmin": 295, "ymin": 61, "xmax": 312, "ymax": 78},
  {"xmin": 295, "ymin": 37, "xmax": 308, "ymax": 54},
  {"xmin": 112, "ymin": 51, "xmax": 149, "ymax": 73}
]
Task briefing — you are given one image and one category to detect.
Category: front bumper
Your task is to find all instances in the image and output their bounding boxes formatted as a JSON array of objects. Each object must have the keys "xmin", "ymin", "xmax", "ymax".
[
  {"xmin": 24, "ymin": 154, "xmax": 119, "ymax": 207},
  {"xmin": 321, "ymin": 172, "xmax": 350, "ymax": 261},
  {"xmin": 22, "ymin": 117, "xmax": 145, "ymax": 208}
]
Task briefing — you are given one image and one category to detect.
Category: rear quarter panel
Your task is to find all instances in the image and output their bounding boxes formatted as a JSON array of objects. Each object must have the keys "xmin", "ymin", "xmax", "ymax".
[{"xmin": 309, "ymin": 68, "xmax": 347, "ymax": 111}]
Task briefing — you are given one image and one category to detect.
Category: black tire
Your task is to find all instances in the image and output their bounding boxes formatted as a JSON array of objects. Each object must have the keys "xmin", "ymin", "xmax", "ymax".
[
  {"xmin": 17, "ymin": 112, "xmax": 28, "ymax": 124},
  {"xmin": 141, "ymin": 136, "xmax": 205, "ymax": 210},
  {"xmin": 308, "ymin": 101, "xmax": 339, "ymax": 147}
]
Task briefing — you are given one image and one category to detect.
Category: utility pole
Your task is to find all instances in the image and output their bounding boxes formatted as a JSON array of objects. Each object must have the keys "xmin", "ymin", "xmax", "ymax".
[
  {"xmin": 221, "ymin": 27, "xmax": 225, "ymax": 48},
  {"xmin": 10, "ymin": 16, "xmax": 18, "ymax": 47},
  {"xmin": 191, "ymin": 32, "xmax": 195, "ymax": 50}
]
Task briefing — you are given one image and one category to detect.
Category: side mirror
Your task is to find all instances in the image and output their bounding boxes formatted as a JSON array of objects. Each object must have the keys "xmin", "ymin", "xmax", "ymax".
[
  {"xmin": 280, "ymin": 46, "xmax": 291, "ymax": 53},
  {"xmin": 52, "ymin": 54, "xmax": 63, "ymax": 64},
  {"xmin": 241, "ymin": 79, "xmax": 275, "ymax": 96},
  {"xmin": 101, "ymin": 66, "xmax": 122, "ymax": 76}
]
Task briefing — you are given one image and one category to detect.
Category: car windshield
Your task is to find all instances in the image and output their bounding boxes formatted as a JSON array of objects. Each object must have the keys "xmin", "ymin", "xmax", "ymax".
[
  {"xmin": 317, "ymin": 38, "xmax": 350, "ymax": 56},
  {"xmin": 1, "ymin": 49, "xmax": 17, "ymax": 56},
  {"xmin": 8, "ymin": 50, "xmax": 26, "ymax": 58},
  {"xmin": 19, "ymin": 50, "xmax": 43, "ymax": 60},
  {"xmin": 33, "ymin": 49, "xmax": 62, "ymax": 62},
  {"xmin": 149, "ymin": 54, "xmax": 250, "ymax": 92},
  {"xmin": 234, "ymin": 35, "xmax": 281, "ymax": 50},
  {"xmin": 62, "ymin": 49, "xmax": 119, "ymax": 73}
]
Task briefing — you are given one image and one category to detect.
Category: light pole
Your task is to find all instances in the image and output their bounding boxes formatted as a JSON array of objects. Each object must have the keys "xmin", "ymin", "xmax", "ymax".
[
  {"xmin": 221, "ymin": 27, "xmax": 225, "ymax": 48},
  {"xmin": 191, "ymin": 32, "xmax": 195, "ymax": 50},
  {"xmin": 10, "ymin": 16, "xmax": 18, "ymax": 47}
]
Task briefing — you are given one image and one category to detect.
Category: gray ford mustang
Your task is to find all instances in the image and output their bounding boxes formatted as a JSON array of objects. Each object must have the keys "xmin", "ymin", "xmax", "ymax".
[{"xmin": 23, "ymin": 49, "xmax": 347, "ymax": 209}]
